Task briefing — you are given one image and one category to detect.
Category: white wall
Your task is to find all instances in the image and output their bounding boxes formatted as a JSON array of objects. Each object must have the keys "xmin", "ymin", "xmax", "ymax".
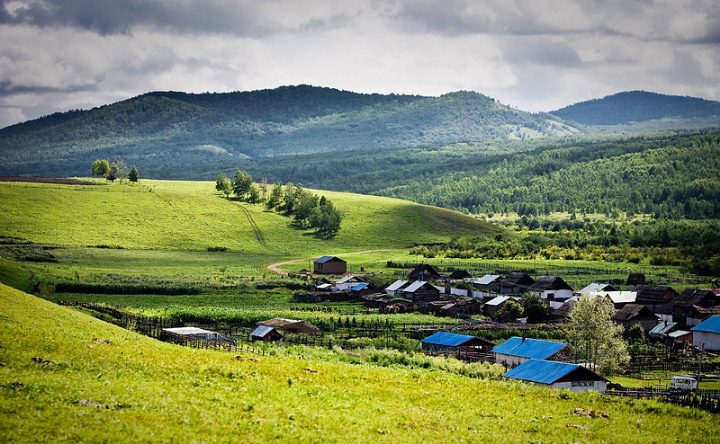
[
  {"xmin": 552, "ymin": 381, "xmax": 607, "ymax": 393},
  {"xmin": 693, "ymin": 331, "xmax": 720, "ymax": 351}
]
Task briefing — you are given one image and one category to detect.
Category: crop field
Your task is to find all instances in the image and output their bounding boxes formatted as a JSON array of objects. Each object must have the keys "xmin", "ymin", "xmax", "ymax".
[{"xmin": 2, "ymin": 284, "xmax": 718, "ymax": 443}]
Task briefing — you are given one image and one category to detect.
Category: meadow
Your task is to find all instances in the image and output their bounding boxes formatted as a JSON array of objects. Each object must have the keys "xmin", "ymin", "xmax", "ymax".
[{"xmin": 2, "ymin": 283, "xmax": 718, "ymax": 443}]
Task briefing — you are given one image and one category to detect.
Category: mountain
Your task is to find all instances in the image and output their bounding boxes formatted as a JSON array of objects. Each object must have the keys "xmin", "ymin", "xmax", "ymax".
[
  {"xmin": 0, "ymin": 85, "xmax": 578, "ymax": 177},
  {"xmin": 550, "ymin": 90, "xmax": 720, "ymax": 126}
]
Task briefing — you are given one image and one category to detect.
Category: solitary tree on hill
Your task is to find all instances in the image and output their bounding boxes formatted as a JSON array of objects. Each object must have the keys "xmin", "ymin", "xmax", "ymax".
[
  {"xmin": 233, "ymin": 170, "xmax": 252, "ymax": 200},
  {"xmin": 128, "ymin": 166, "xmax": 139, "ymax": 182}
]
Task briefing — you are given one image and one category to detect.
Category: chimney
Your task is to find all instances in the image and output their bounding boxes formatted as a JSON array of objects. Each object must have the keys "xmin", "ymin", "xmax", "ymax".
[{"xmin": 521, "ymin": 333, "xmax": 526, "ymax": 342}]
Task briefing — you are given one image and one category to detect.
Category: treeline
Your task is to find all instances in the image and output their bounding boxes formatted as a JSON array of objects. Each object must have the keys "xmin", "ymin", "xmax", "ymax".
[
  {"xmin": 412, "ymin": 219, "xmax": 720, "ymax": 275},
  {"xmin": 216, "ymin": 170, "xmax": 342, "ymax": 237}
]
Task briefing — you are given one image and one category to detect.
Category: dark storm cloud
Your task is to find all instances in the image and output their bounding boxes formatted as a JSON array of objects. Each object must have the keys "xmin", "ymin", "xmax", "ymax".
[{"xmin": 0, "ymin": 0, "xmax": 279, "ymax": 36}]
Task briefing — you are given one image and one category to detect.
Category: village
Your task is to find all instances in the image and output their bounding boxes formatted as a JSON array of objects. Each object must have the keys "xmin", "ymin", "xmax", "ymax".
[{"xmin": 158, "ymin": 255, "xmax": 720, "ymax": 402}]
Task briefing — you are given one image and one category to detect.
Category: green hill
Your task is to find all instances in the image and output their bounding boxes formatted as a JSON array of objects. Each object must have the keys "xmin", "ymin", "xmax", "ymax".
[
  {"xmin": 550, "ymin": 91, "xmax": 720, "ymax": 127},
  {"xmin": 1, "ymin": 283, "xmax": 717, "ymax": 442},
  {"xmin": 0, "ymin": 85, "xmax": 578, "ymax": 178}
]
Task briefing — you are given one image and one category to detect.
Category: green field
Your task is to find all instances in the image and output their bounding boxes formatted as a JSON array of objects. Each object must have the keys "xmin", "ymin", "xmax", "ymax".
[{"xmin": 2, "ymin": 284, "xmax": 718, "ymax": 443}]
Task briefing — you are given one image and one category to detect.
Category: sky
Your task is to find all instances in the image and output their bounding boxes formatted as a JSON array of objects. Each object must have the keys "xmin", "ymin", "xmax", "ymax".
[{"xmin": 1, "ymin": 0, "xmax": 719, "ymax": 128}]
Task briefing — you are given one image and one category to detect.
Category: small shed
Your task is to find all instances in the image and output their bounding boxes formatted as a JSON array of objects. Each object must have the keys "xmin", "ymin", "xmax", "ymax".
[
  {"xmin": 484, "ymin": 295, "xmax": 510, "ymax": 318},
  {"xmin": 500, "ymin": 272, "xmax": 535, "ymax": 294},
  {"xmin": 473, "ymin": 274, "xmax": 503, "ymax": 292},
  {"xmin": 403, "ymin": 281, "xmax": 441, "ymax": 302},
  {"xmin": 251, "ymin": 325, "xmax": 283, "ymax": 342},
  {"xmin": 314, "ymin": 256, "xmax": 347, "ymax": 274},
  {"xmin": 162, "ymin": 327, "xmax": 237, "ymax": 346},
  {"xmin": 612, "ymin": 304, "xmax": 659, "ymax": 333},
  {"xmin": 627, "ymin": 273, "xmax": 646, "ymax": 286},
  {"xmin": 504, "ymin": 359, "xmax": 609, "ymax": 393},
  {"xmin": 673, "ymin": 289, "xmax": 720, "ymax": 327},
  {"xmin": 691, "ymin": 316, "xmax": 720, "ymax": 351},
  {"xmin": 385, "ymin": 280, "xmax": 410, "ymax": 297},
  {"xmin": 257, "ymin": 318, "xmax": 319, "ymax": 335},
  {"xmin": 335, "ymin": 275, "xmax": 365, "ymax": 291},
  {"xmin": 649, "ymin": 321, "xmax": 678, "ymax": 341},
  {"xmin": 408, "ymin": 264, "xmax": 442, "ymax": 281},
  {"xmin": 550, "ymin": 298, "xmax": 576, "ymax": 321},
  {"xmin": 420, "ymin": 332, "xmax": 494, "ymax": 354},
  {"xmin": 528, "ymin": 276, "xmax": 574, "ymax": 307},
  {"xmin": 633, "ymin": 285, "xmax": 679, "ymax": 304},
  {"xmin": 492, "ymin": 337, "xmax": 567, "ymax": 368},
  {"xmin": 448, "ymin": 269, "xmax": 472, "ymax": 281},
  {"xmin": 578, "ymin": 283, "xmax": 618, "ymax": 295}
]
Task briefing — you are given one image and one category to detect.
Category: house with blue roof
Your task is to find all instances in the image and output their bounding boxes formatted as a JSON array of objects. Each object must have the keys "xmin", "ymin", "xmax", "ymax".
[
  {"xmin": 691, "ymin": 316, "xmax": 720, "ymax": 351},
  {"xmin": 504, "ymin": 359, "xmax": 609, "ymax": 393},
  {"xmin": 492, "ymin": 336, "xmax": 567, "ymax": 368},
  {"xmin": 421, "ymin": 332, "xmax": 495, "ymax": 354},
  {"xmin": 335, "ymin": 275, "xmax": 365, "ymax": 291},
  {"xmin": 313, "ymin": 256, "xmax": 346, "ymax": 274}
]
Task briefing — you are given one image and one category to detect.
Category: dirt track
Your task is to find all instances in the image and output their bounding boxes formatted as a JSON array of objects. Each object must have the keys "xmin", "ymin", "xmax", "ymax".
[{"xmin": 266, "ymin": 250, "xmax": 399, "ymax": 275}]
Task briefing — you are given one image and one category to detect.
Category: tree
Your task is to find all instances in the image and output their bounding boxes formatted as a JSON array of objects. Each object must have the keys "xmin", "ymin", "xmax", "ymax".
[
  {"xmin": 92, "ymin": 159, "xmax": 109, "ymax": 177},
  {"xmin": 107, "ymin": 162, "xmax": 120, "ymax": 181},
  {"xmin": 233, "ymin": 170, "xmax": 252, "ymax": 200},
  {"xmin": 128, "ymin": 166, "xmax": 139, "ymax": 182},
  {"xmin": 266, "ymin": 182, "xmax": 283, "ymax": 210},
  {"xmin": 246, "ymin": 183, "xmax": 261, "ymax": 203},
  {"xmin": 219, "ymin": 178, "xmax": 233, "ymax": 198},
  {"xmin": 215, "ymin": 173, "xmax": 228, "ymax": 192},
  {"xmin": 520, "ymin": 294, "xmax": 548, "ymax": 323},
  {"xmin": 567, "ymin": 295, "xmax": 629, "ymax": 375}
]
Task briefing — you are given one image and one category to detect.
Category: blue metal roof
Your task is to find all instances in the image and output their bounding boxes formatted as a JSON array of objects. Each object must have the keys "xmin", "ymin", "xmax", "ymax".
[
  {"xmin": 503, "ymin": 359, "xmax": 606, "ymax": 384},
  {"xmin": 421, "ymin": 332, "xmax": 476, "ymax": 347},
  {"xmin": 692, "ymin": 316, "xmax": 720, "ymax": 333},
  {"xmin": 351, "ymin": 283, "xmax": 368, "ymax": 291},
  {"xmin": 491, "ymin": 337, "xmax": 566, "ymax": 360},
  {"xmin": 315, "ymin": 255, "xmax": 340, "ymax": 263},
  {"xmin": 251, "ymin": 325, "xmax": 278, "ymax": 338}
]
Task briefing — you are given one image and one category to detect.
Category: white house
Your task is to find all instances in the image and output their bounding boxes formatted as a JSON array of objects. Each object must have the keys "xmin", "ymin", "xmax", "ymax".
[
  {"xmin": 335, "ymin": 275, "xmax": 365, "ymax": 291},
  {"xmin": 691, "ymin": 316, "xmax": 720, "ymax": 351},
  {"xmin": 528, "ymin": 276, "xmax": 574, "ymax": 309},
  {"xmin": 504, "ymin": 359, "xmax": 608, "ymax": 393},
  {"xmin": 385, "ymin": 280, "xmax": 409, "ymax": 297}
]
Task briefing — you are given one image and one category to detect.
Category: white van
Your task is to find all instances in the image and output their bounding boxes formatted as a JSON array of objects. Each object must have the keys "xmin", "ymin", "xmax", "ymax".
[{"xmin": 670, "ymin": 376, "xmax": 698, "ymax": 391}]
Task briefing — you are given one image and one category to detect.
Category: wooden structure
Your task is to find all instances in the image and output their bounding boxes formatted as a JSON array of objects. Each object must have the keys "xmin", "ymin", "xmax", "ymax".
[
  {"xmin": 611, "ymin": 304, "xmax": 659, "ymax": 333},
  {"xmin": 251, "ymin": 325, "xmax": 283, "ymax": 342},
  {"xmin": 421, "ymin": 332, "xmax": 494, "ymax": 354},
  {"xmin": 313, "ymin": 256, "xmax": 347, "ymax": 274},
  {"xmin": 257, "ymin": 318, "xmax": 318, "ymax": 335},
  {"xmin": 161, "ymin": 327, "xmax": 237, "ymax": 346},
  {"xmin": 402, "ymin": 281, "xmax": 440, "ymax": 302},
  {"xmin": 492, "ymin": 336, "xmax": 566, "ymax": 368},
  {"xmin": 408, "ymin": 264, "xmax": 442, "ymax": 281},
  {"xmin": 691, "ymin": 316, "xmax": 720, "ymax": 351},
  {"xmin": 528, "ymin": 276, "xmax": 574, "ymax": 309},
  {"xmin": 504, "ymin": 359, "xmax": 609, "ymax": 393},
  {"xmin": 673, "ymin": 289, "xmax": 720, "ymax": 327},
  {"xmin": 499, "ymin": 272, "xmax": 534, "ymax": 294}
]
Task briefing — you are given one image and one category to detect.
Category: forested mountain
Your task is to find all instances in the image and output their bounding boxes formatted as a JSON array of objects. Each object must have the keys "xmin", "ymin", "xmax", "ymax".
[
  {"xmin": 0, "ymin": 85, "xmax": 578, "ymax": 177},
  {"xmin": 550, "ymin": 91, "xmax": 720, "ymax": 126},
  {"xmin": 192, "ymin": 131, "xmax": 720, "ymax": 220}
]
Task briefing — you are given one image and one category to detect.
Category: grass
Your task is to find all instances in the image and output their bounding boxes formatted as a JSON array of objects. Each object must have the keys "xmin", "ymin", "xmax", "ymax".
[{"xmin": 2, "ymin": 283, "xmax": 719, "ymax": 442}]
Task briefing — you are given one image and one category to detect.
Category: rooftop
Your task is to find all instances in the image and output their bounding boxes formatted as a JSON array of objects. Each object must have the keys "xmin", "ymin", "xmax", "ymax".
[
  {"xmin": 421, "ymin": 332, "xmax": 477, "ymax": 347},
  {"xmin": 504, "ymin": 359, "xmax": 608, "ymax": 385},
  {"xmin": 492, "ymin": 337, "xmax": 566, "ymax": 360},
  {"xmin": 691, "ymin": 316, "xmax": 720, "ymax": 334}
]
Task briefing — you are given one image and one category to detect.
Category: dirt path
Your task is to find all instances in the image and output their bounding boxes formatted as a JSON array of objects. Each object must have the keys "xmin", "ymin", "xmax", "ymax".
[
  {"xmin": 266, "ymin": 249, "xmax": 399, "ymax": 275},
  {"xmin": 233, "ymin": 202, "xmax": 269, "ymax": 249}
]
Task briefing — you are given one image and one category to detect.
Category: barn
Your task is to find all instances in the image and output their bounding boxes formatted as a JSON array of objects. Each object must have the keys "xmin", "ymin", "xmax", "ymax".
[
  {"xmin": 612, "ymin": 304, "xmax": 659, "ymax": 333},
  {"xmin": 402, "ymin": 281, "xmax": 441, "ymax": 302},
  {"xmin": 420, "ymin": 332, "xmax": 494, "ymax": 354},
  {"xmin": 313, "ymin": 256, "xmax": 347, "ymax": 274},
  {"xmin": 492, "ymin": 336, "xmax": 567, "ymax": 368},
  {"xmin": 257, "ymin": 318, "xmax": 319, "ymax": 335},
  {"xmin": 504, "ymin": 359, "xmax": 609, "ymax": 393},
  {"xmin": 250, "ymin": 325, "xmax": 283, "ymax": 342}
]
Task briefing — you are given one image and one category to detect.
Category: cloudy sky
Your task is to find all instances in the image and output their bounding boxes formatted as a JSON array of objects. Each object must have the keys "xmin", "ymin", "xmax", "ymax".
[{"xmin": 1, "ymin": 0, "xmax": 719, "ymax": 128}]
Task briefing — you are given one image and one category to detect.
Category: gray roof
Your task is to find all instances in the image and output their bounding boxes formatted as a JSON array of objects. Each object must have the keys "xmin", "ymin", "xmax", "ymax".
[
  {"xmin": 486, "ymin": 295, "xmax": 510, "ymax": 306},
  {"xmin": 475, "ymin": 274, "xmax": 501, "ymax": 285},
  {"xmin": 386, "ymin": 280, "xmax": 409, "ymax": 292},
  {"xmin": 251, "ymin": 325, "xmax": 278, "ymax": 338},
  {"xmin": 405, "ymin": 281, "xmax": 432, "ymax": 293}
]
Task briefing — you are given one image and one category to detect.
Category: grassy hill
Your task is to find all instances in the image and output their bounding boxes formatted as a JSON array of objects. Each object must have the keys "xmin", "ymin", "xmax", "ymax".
[
  {"xmin": 0, "ymin": 85, "xmax": 578, "ymax": 178},
  {"xmin": 0, "ymin": 178, "xmax": 501, "ymax": 291},
  {"xmin": 1, "ymin": 283, "xmax": 717, "ymax": 442}
]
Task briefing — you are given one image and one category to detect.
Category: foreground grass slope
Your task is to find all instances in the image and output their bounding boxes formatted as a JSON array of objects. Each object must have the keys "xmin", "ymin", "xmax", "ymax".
[{"xmin": 1, "ymin": 283, "xmax": 717, "ymax": 442}]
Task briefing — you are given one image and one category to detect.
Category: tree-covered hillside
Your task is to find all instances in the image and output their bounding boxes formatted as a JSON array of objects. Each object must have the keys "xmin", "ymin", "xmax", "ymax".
[
  {"xmin": 551, "ymin": 91, "xmax": 720, "ymax": 126},
  {"xmin": 0, "ymin": 85, "xmax": 578, "ymax": 177},
  {"xmin": 188, "ymin": 131, "xmax": 720, "ymax": 220}
]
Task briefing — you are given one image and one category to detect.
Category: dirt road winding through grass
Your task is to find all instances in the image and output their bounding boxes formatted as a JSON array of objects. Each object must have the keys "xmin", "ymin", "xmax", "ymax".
[{"xmin": 266, "ymin": 250, "xmax": 399, "ymax": 275}]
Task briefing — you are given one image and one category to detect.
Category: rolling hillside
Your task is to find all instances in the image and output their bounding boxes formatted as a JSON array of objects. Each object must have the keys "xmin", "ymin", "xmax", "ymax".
[
  {"xmin": 0, "ymin": 85, "xmax": 578, "ymax": 178},
  {"xmin": 550, "ymin": 91, "xmax": 720, "ymax": 129},
  {"xmin": 1, "ymin": 283, "xmax": 717, "ymax": 442}
]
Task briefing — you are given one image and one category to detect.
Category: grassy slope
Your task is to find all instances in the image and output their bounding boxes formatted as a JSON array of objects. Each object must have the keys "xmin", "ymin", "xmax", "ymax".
[{"xmin": 1, "ymin": 283, "xmax": 717, "ymax": 442}]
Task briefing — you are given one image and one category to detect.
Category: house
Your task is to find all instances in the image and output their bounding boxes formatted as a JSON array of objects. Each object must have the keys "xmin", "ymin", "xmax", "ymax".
[
  {"xmin": 257, "ymin": 318, "xmax": 318, "ymax": 335},
  {"xmin": 473, "ymin": 274, "xmax": 503, "ymax": 293},
  {"xmin": 250, "ymin": 325, "xmax": 283, "ymax": 342},
  {"xmin": 448, "ymin": 269, "xmax": 472, "ymax": 281},
  {"xmin": 161, "ymin": 327, "xmax": 237, "ymax": 346},
  {"xmin": 648, "ymin": 321, "xmax": 678, "ymax": 341},
  {"xmin": 420, "ymin": 332, "xmax": 494, "ymax": 354},
  {"xmin": 611, "ymin": 304, "xmax": 660, "ymax": 333},
  {"xmin": 499, "ymin": 272, "xmax": 535, "ymax": 294},
  {"xmin": 673, "ymin": 289, "xmax": 720, "ymax": 327},
  {"xmin": 528, "ymin": 276, "xmax": 574, "ymax": 309},
  {"xmin": 335, "ymin": 275, "xmax": 365, "ymax": 291},
  {"xmin": 598, "ymin": 291, "xmax": 637, "ymax": 310},
  {"xmin": 492, "ymin": 336, "xmax": 566, "ymax": 368},
  {"xmin": 691, "ymin": 316, "xmax": 720, "ymax": 351},
  {"xmin": 385, "ymin": 280, "xmax": 410, "ymax": 297},
  {"xmin": 484, "ymin": 295, "xmax": 511, "ymax": 318},
  {"xmin": 313, "ymin": 256, "xmax": 347, "ymax": 274},
  {"xmin": 633, "ymin": 285, "xmax": 679, "ymax": 305},
  {"xmin": 550, "ymin": 298, "xmax": 576, "ymax": 321},
  {"xmin": 627, "ymin": 273, "xmax": 646, "ymax": 286},
  {"xmin": 577, "ymin": 283, "xmax": 618, "ymax": 295},
  {"xmin": 402, "ymin": 281, "xmax": 441, "ymax": 302},
  {"xmin": 408, "ymin": 264, "xmax": 442, "ymax": 281},
  {"xmin": 504, "ymin": 359, "xmax": 609, "ymax": 393}
]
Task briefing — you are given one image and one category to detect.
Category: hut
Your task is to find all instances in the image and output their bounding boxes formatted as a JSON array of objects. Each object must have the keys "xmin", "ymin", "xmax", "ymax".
[
  {"xmin": 504, "ymin": 359, "xmax": 609, "ymax": 393},
  {"xmin": 257, "ymin": 318, "xmax": 318, "ymax": 335},
  {"xmin": 385, "ymin": 280, "xmax": 410, "ymax": 297},
  {"xmin": 420, "ymin": 332, "xmax": 494, "ymax": 354},
  {"xmin": 528, "ymin": 276, "xmax": 574, "ymax": 309},
  {"xmin": 691, "ymin": 316, "xmax": 720, "ymax": 351},
  {"xmin": 402, "ymin": 281, "xmax": 441, "ymax": 302},
  {"xmin": 577, "ymin": 283, "xmax": 618, "ymax": 295},
  {"xmin": 673, "ymin": 289, "xmax": 720, "ymax": 327},
  {"xmin": 408, "ymin": 264, "xmax": 442, "ymax": 281},
  {"xmin": 492, "ymin": 337, "xmax": 566, "ymax": 368},
  {"xmin": 335, "ymin": 275, "xmax": 365, "ymax": 291},
  {"xmin": 448, "ymin": 269, "xmax": 472, "ymax": 281},
  {"xmin": 473, "ymin": 274, "xmax": 503, "ymax": 293},
  {"xmin": 162, "ymin": 327, "xmax": 237, "ymax": 346},
  {"xmin": 611, "ymin": 304, "xmax": 659, "ymax": 333},
  {"xmin": 499, "ymin": 272, "xmax": 534, "ymax": 294},
  {"xmin": 627, "ymin": 273, "xmax": 646, "ymax": 286},
  {"xmin": 313, "ymin": 256, "xmax": 347, "ymax": 274},
  {"xmin": 250, "ymin": 325, "xmax": 283, "ymax": 342}
]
